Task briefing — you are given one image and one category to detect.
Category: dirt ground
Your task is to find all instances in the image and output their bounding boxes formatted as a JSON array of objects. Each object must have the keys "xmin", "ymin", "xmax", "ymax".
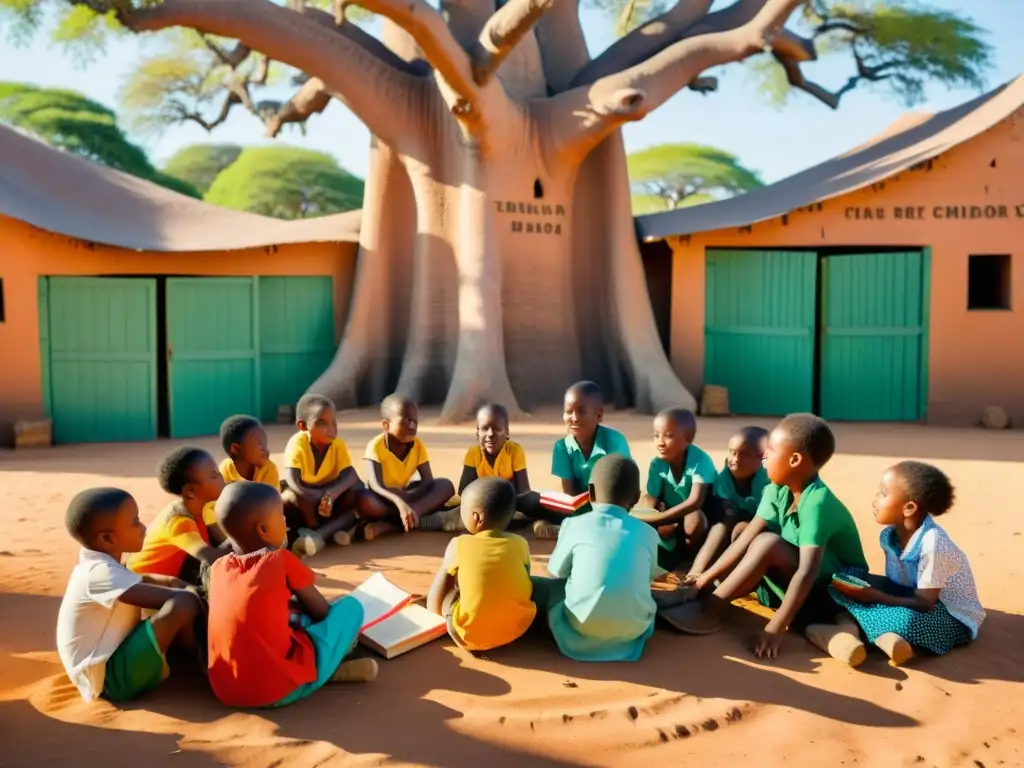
[{"xmin": 1, "ymin": 409, "xmax": 1021, "ymax": 768}]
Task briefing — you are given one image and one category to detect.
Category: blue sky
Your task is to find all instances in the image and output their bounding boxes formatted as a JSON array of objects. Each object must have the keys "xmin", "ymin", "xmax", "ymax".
[{"xmin": 2, "ymin": 0, "xmax": 1020, "ymax": 183}]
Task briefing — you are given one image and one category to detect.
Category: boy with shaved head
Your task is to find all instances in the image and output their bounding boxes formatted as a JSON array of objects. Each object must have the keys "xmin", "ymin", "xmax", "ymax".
[
  {"xmin": 533, "ymin": 454, "xmax": 660, "ymax": 662},
  {"xmin": 207, "ymin": 482, "xmax": 376, "ymax": 708}
]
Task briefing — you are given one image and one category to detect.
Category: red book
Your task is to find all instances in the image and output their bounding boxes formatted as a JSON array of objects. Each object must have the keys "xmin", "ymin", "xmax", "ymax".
[{"xmin": 539, "ymin": 491, "xmax": 590, "ymax": 514}]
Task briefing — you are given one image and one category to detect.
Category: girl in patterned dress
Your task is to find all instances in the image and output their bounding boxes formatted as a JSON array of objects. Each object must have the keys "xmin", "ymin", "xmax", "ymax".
[{"xmin": 830, "ymin": 461, "xmax": 984, "ymax": 667}]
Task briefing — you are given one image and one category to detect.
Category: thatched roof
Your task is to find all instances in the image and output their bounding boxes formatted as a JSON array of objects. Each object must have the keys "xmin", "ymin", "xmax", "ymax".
[
  {"xmin": 635, "ymin": 75, "xmax": 1024, "ymax": 242},
  {"xmin": 0, "ymin": 124, "xmax": 361, "ymax": 252}
]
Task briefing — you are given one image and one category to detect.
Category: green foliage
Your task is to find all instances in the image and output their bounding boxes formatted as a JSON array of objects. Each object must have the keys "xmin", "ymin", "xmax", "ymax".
[
  {"xmin": 627, "ymin": 144, "xmax": 762, "ymax": 210},
  {"xmin": 147, "ymin": 170, "xmax": 203, "ymax": 198},
  {"xmin": 747, "ymin": 0, "xmax": 993, "ymax": 107},
  {"xmin": 0, "ymin": 81, "xmax": 200, "ymax": 198},
  {"xmin": 162, "ymin": 143, "xmax": 243, "ymax": 194},
  {"xmin": 204, "ymin": 146, "xmax": 364, "ymax": 219},
  {"xmin": 631, "ymin": 192, "xmax": 713, "ymax": 215}
]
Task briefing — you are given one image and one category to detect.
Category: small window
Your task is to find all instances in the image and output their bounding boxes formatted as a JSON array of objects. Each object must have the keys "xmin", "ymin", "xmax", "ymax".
[
  {"xmin": 967, "ymin": 254, "xmax": 1011, "ymax": 310},
  {"xmin": 0, "ymin": 277, "xmax": 5, "ymax": 322}
]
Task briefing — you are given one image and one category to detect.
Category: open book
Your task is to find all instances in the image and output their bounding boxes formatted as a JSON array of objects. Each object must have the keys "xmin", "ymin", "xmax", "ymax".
[
  {"xmin": 347, "ymin": 572, "xmax": 447, "ymax": 659},
  {"xmin": 539, "ymin": 490, "xmax": 590, "ymax": 514}
]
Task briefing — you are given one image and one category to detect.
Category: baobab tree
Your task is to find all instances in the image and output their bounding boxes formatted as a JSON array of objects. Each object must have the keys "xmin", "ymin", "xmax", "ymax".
[{"xmin": 6, "ymin": 0, "xmax": 990, "ymax": 421}]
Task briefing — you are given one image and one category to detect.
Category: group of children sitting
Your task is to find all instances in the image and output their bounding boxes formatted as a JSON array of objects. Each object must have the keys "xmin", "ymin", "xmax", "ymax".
[{"xmin": 56, "ymin": 381, "xmax": 985, "ymax": 710}]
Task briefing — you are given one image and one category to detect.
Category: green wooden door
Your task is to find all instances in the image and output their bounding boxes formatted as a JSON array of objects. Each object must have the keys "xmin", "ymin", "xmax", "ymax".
[
  {"xmin": 258, "ymin": 277, "xmax": 336, "ymax": 422},
  {"xmin": 820, "ymin": 251, "xmax": 925, "ymax": 421},
  {"xmin": 704, "ymin": 250, "xmax": 817, "ymax": 415},
  {"xmin": 167, "ymin": 278, "xmax": 259, "ymax": 438},
  {"xmin": 43, "ymin": 277, "xmax": 158, "ymax": 444}
]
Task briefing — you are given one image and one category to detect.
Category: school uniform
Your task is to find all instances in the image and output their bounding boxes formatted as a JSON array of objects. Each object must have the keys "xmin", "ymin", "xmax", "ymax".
[
  {"xmin": 533, "ymin": 504, "xmax": 659, "ymax": 662},
  {"xmin": 645, "ymin": 445, "xmax": 717, "ymax": 568},
  {"xmin": 754, "ymin": 477, "xmax": 868, "ymax": 627}
]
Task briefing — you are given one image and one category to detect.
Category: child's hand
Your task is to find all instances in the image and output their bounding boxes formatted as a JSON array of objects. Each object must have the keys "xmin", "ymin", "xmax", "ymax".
[
  {"xmin": 753, "ymin": 627, "xmax": 783, "ymax": 659},
  {"xmin": 397, "ymin": 502, "xmax": 417, "ymax": 532}
]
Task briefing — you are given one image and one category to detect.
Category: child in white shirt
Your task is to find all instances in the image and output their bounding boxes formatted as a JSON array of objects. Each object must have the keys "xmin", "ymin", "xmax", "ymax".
[
  {"xmin": 830, "ymin": 461, "xmax": 984, "ymax": 667},
  {"xmin": 57, "ymin": 487, "xmax": 202, "ymax": 702}
]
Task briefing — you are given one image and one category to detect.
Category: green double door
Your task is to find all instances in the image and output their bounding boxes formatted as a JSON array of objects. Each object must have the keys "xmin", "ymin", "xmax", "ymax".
[
  {"xmin": 40, "ymin": 276, "xmax": 336, "ymax": 444},
  {"xmin": 704, "ymin": 250, "xmax": 927, "ymax": 421}
]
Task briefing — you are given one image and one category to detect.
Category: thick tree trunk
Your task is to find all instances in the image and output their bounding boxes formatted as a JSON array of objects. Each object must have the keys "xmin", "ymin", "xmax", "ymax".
[
  {"xmin": 307, "ymin": 4, "xmax": 698, "ymax": 422},
  {"xmin": 306, "ymin": 137, "xmax": 416, "ymax": 408}
]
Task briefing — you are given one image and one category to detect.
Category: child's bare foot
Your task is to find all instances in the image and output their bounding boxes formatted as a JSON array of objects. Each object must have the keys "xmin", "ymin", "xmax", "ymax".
[
  {"xmin": 292, "ymin": 528, "xmax": 325, "ymax": 558},
  {"xmin": 875, "ymin": 632, "xmax": 914, "ymax": 667},
  {"xmin": 364, "ymin": 521, "xmax": 399, "ymax": 541},
  {"xmin": 532, "ymin": 521, "xmax": 560, "ymax": 540},
  {"xmin": 805, "ymin": 623, "xmax": 866, "ymax": 667},
  {"xmin": 332, "ymin": 529, "xmax": 353, "ymax": 546},
  {"xmin": 330, "ymin": 657, "xmax": 379, "ymax": 683}
]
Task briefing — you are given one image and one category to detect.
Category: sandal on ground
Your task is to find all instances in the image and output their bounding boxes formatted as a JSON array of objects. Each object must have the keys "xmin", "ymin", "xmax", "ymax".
[{"xmin": 658, "ymin": 601, "xmax": 722, "ymax": 635}]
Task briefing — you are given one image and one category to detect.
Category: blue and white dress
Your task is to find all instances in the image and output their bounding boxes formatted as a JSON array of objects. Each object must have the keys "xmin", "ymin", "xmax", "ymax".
[{"xmin": 829, "ymin": 516, "xmax": 984, "ymax": 655}]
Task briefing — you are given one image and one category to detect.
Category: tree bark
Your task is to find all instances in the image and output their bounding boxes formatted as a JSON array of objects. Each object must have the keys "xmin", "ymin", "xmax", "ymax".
[{"xmin": 105, "ymin": 0, "xmax": 815, "ymax": 423}]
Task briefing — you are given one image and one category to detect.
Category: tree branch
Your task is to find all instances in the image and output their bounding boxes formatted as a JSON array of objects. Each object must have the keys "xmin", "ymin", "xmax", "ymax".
[
  {"xmin": 471, "ymin": 0, "xmax": 555, "ymax": 86},
  {"xmin": 775, "ymin": 46, "xmax": 898, "ymax": 110},
  {"xmin": 300, "ymin": 5, "xmax": 430, "ymax": 75},
  {"xmin": 569, "ymin": 0, "xmax": 814, "ymax": 89},
  {"xmin": 539, "ymin": 0, "xmax": 805, "ymax": 162},
  {"xmin": 535, "ymin": 0, "xmax": 590, "ymax": 93},
  {"xmin": 117, "ymin": 0, "xmax": 428, "ymax": 147},
  {"xmin": 347, "ymin": 0, "xmax": 478, "ymax": 103},
  {"xmin": 262, "ymin": 77, "xmax": 332, "ymax": 137},
  {"xmin": 199, "ymin": 34, "xmax": 251, "ymax": 67}
]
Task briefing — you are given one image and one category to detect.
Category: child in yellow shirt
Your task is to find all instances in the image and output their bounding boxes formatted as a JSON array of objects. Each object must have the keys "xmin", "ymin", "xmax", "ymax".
[
  {"xmin": 282, "ymin": 394, "xmax": 388, "ymax": 558},
  {"xmin": 427, "ymin": 477, "xmax": 536, "ymax": 652},
  {"xmin": 128, "ymin": 447, "xmax": 230, "ymax": 585},
  {"xmin": 454, "ymin": 403, "xmax": 541, "ymax": 530},
  {"xmin": 362, "ymin": 394, "xmax": 456, "ymax": 540},
  {"xmin": 218, "ymin": 415, "xmax": 281, "ymax": 488}
]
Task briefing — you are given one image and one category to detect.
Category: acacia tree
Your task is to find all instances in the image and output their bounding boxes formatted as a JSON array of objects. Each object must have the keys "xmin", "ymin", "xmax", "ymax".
[
  {"xmin": 628, "ymin": 143, "xmax": 763, "ymax": 213},
  {"xmin": 205, "ymin": 145, "xmax": 365, "ymax": 218},
  {"xmin": 3, "ymin": 0, "xmax": 991, "ymax": 422}
]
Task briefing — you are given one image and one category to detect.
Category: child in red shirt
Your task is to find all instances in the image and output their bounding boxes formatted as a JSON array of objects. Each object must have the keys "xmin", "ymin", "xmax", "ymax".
[{"xmin": 206, "ymin": 482, "xmax": 377, "ymax": 708}]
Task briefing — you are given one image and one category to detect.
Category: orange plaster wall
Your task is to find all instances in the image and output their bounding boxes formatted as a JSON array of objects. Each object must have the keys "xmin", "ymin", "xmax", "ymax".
[
  {"xmin": 0, "ymin": 217, "xmax": 358, "ymax": 443},
  {"xmin": 669, "ymin": 109, "xmax": 1024, "ymax": 426}
]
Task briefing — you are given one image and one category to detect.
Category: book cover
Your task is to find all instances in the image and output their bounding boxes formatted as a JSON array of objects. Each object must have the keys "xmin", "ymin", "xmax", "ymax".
[
  {"xmin": 347, "ymin": 572, "xmax": 447, "ymax": 659},
  {"xmin": 539, "ymin": 490, "xmax": 590, "ymax": 514}
]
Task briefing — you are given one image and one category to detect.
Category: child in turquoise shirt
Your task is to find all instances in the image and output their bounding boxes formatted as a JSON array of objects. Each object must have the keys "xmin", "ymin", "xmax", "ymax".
[
  {"xmin": 532, "ymin": 454, "xmax": 659, "ymax": 662},
  {"xmin": 630, "ymin": 409, "xmax": 717, "ymax": 572},
  {"xmin": 538, "ymin": 381, "xmax": 631, "ymax": 540}
]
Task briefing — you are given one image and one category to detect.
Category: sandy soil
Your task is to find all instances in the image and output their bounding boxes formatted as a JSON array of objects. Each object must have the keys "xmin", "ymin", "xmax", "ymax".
[{"xmin": 1, "ymin": 409, "xmax": 1022, "ymax": 768}]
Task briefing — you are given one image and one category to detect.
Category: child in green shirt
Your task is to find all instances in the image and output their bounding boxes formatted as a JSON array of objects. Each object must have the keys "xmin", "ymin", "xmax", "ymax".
[
  {"xmin": 663, "ymin": 414, "xmax": 868, "ymax": 663},
  {"xmin": 689, "ymin": 426, "xmax": 772, "ymax": 577},
  {"xmin": 630, "ymin": 408, "xmax": 716, "ymax": 572}
]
